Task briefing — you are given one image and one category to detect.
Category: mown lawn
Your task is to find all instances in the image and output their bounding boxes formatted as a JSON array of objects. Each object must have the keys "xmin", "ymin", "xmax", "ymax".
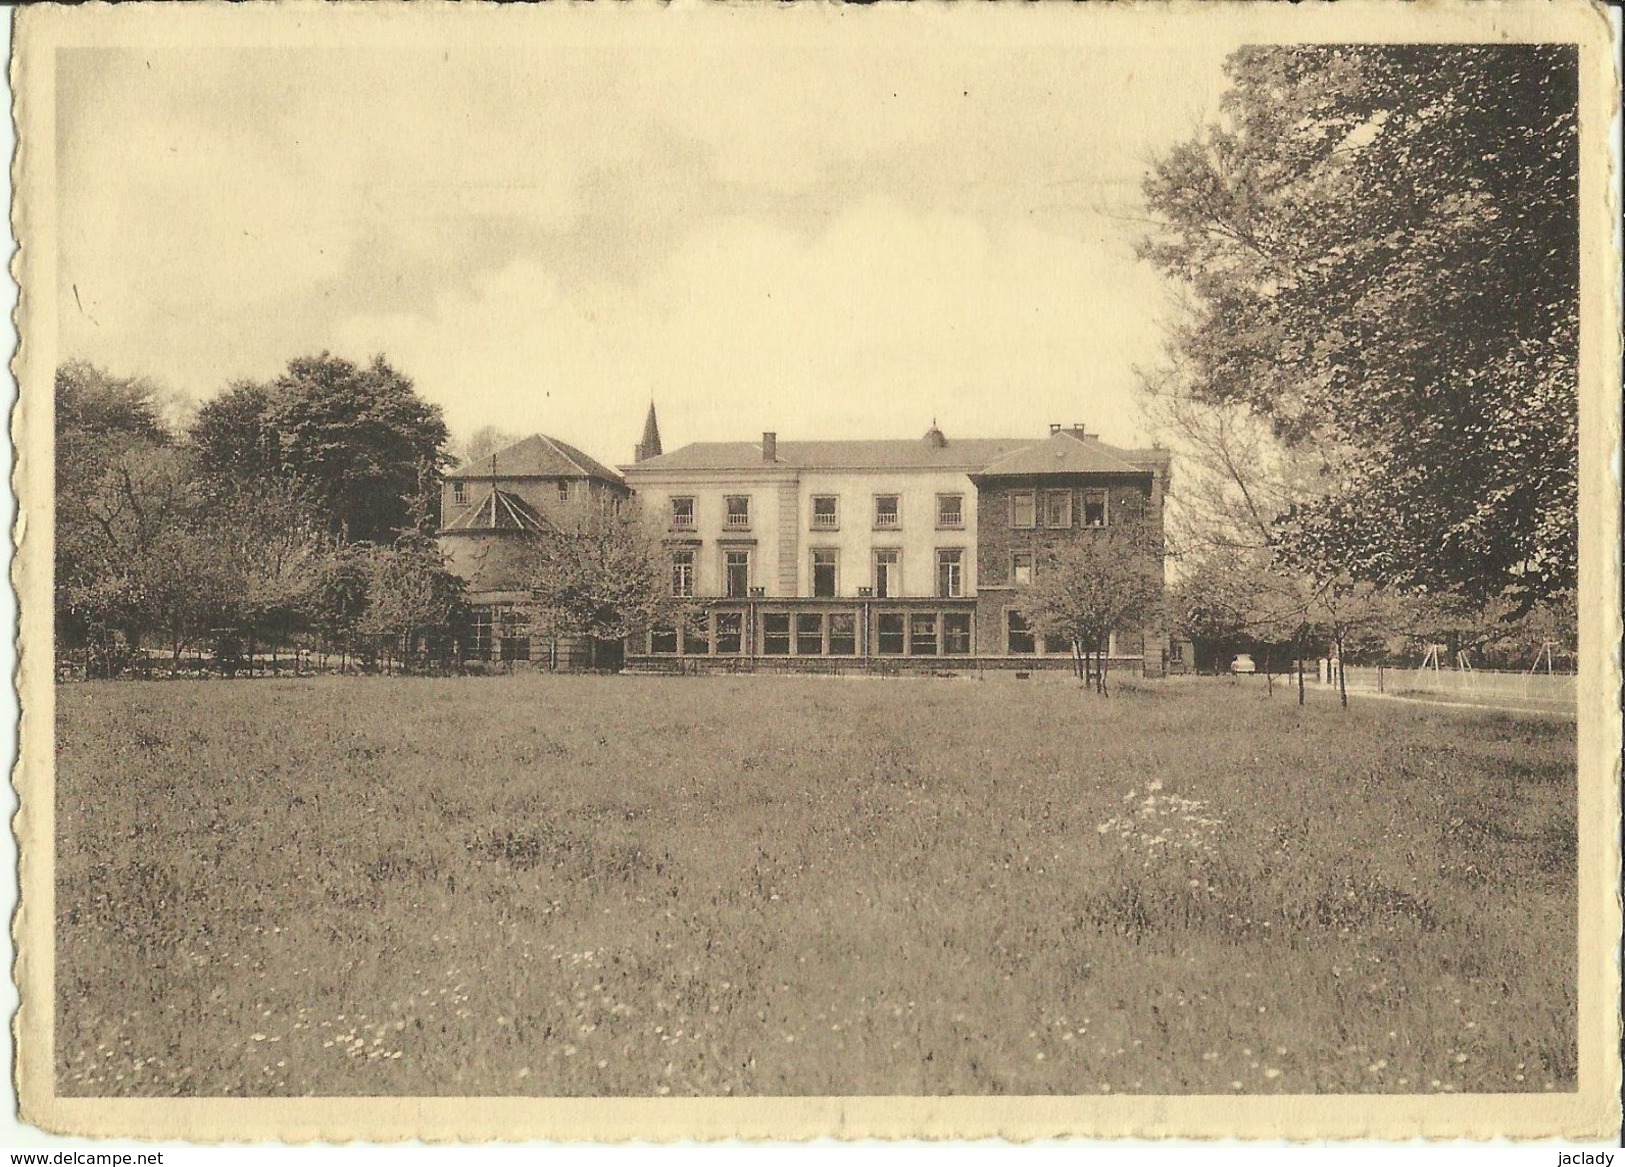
[{"xmin": 54, "ymin": 673, "xmax": 1576, "ymax": 1097}]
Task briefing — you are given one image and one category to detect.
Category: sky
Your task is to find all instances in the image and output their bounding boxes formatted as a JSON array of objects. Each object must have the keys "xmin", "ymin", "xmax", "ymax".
[{"xmin": 55, "ymin": 24, "xmax": 1237, "ymax": 466}]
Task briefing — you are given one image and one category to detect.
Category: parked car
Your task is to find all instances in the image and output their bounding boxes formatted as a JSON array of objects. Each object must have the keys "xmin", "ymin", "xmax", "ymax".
[{"xmin": 1230, "ymin": 653, "xmax": 1256, "ymax": 675}]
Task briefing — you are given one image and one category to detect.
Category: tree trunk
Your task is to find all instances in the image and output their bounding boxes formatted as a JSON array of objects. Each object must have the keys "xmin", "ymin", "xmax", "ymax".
[
  {"xmin": 1335, "ymin": 630, "xmax": 1348, "ymax": 709},
  {"xmin": 1099, "ymin": 640, "xmax": 1110, "ymax": 697},
  {"xmin": 1072, "ymin": 640, "xmax": 1084, "ymax": 681},
  {"xmin": 1296, "ymin": 637, "xmax": 1305, "ymax": 706},
  {"xmin": 1263, "ymin": 646, "xmax": 1274, "ymax": 697}
]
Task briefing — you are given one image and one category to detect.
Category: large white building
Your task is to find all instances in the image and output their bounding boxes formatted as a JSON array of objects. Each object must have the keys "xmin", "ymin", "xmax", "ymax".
[{"xmin": 620, "ymin": 407, "xmax": 1173, "ymax": 670}]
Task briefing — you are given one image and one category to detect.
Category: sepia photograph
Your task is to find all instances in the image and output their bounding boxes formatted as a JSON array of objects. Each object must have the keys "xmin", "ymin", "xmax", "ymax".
[{"xmin": 8, "ymin": 0, "xmax": 1619, "ymax": 1144}]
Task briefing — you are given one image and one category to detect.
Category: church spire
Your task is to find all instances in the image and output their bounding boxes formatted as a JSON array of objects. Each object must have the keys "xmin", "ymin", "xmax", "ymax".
[{"xmin": 635, "ymin": 400, "xmax": 663, "ymax": 463}]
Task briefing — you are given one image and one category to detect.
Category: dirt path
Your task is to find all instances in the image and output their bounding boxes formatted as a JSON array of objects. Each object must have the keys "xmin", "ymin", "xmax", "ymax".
[{"xmin": 1343, "ymin": 686, "xmax": 1577, "ymax": 718}]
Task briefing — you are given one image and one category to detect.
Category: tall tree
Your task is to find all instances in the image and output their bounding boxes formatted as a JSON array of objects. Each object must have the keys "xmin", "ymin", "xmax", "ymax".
[
  {"xmin": 1139, "ymin": 45, "xmax": 1578, "ymax": 609},
  {"xmin": 55, "ymin": 362, "xmax": 180, "ymax": 665},
  {"xmin": 187, "ymin": 353, "xmax": 451, "ymax": 545},
  {"xmin": 268, "ymin": 353, "xmax": 451, "ymax": 544}
]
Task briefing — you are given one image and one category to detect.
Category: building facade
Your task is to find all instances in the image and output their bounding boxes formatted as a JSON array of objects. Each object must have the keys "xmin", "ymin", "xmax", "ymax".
[
  {"xmin": 621, "ymin": 414, "xmax": 1172, "ymax": 674},
  {"xmin": 438, "ymin": 434, "xmax": 629, "ymax": 666}
]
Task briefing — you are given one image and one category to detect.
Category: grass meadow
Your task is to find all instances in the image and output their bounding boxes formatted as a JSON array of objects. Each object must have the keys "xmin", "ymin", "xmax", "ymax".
[{"xmin": 55, "ymin": 673, "xmax": 1576, "ymax": 1097}]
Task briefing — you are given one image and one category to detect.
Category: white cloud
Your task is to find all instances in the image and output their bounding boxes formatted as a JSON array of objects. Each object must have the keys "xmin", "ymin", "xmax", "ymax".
[
  {"xmin": 333, "ymin": 198, "xmax": 1170, "ymax": 464},
  {"xmin": 53, "ymin": 35, "xmax": 1235, "ymax": 455}
]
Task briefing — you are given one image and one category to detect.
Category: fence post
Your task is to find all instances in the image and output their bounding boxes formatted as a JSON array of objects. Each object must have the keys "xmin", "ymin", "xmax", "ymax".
[{"xmin": 1378, "ymin": 664, "xmax": 1384, "ymax": 693}]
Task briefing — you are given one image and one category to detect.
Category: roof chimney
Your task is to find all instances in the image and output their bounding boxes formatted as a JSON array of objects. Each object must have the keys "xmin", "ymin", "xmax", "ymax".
[
  {"xmin": 1048, "ymin": 423, "xmax": 1062, "ymax": 435},
  {"xmin": 762, "ymin": 431, "xmax": 777, "ymax": 462}
]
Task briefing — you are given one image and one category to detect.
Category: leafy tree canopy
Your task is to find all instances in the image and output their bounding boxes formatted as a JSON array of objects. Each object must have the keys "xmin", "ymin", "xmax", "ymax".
[
  {"xmin": 56, "ymin": 360, "xmax": 168, "ymax": 451},
  {"xmin": 518, "ymin": 500, "xmax": 695, "ymax": 645},
  {"xmin": 189, "ymin": 380, "xmax": 279, "ymax": 483},
  {"xmin": 1019, "ymin": 514, "xmax": 1164, "ymax": 690},
  {"xmin": 187, "ymin": 353, "xmax": 451, "ymax": 545},
  {"xmin": 1140, "ymin": 44, "xmax": 1578, "ymax": 608}
]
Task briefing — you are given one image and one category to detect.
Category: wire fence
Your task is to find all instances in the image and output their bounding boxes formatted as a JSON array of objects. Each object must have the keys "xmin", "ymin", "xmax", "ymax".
[{"xmin": 1337, "ymin": 664, "xmax": 1576, "ymax": 710}]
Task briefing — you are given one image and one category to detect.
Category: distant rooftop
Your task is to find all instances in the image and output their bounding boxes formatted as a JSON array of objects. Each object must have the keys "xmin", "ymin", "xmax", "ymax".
[
  {"xmin": 448, "ymin": 434, "xmax": 623, "ymax": 484},
  {"xmin": 626, "ymin": 437, "xmax": 1032, "ymax": 473},
  {"xmin": 974, "ymin": 429, "xmax": 1149, "ymax": 477},
  {"xmin": 623, "ymin": 425, "xmax": 1164, "ymax": 476}
]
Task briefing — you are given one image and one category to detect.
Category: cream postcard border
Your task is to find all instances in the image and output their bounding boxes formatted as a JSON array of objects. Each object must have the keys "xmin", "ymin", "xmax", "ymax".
[{"xmin": 9, "ymin": 0, "xmax": 1621, "ymax": 1142}]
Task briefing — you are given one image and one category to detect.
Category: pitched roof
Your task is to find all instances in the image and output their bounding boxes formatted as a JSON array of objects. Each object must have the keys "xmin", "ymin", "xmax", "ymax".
[
  {"xmin": 624, "ymin": 437, "xmax": 1033, "ymax": 473},
  {"xmin": 623, "ymin": 431, "xmax": 1166, "ymax": 476},
  {"xmin": 973, "ymin": 430, "xmax": 1151, "ymax": 477},
  {"xmin": 448, "ymin": 434, "xmax": 623, "ymax": 483},
  {"xmin": 441, "ymin": 487, "xmax": 547, "ymax": 532}
]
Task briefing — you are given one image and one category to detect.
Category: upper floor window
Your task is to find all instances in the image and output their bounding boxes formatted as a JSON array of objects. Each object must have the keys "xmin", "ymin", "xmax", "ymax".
[
  {"xmin": 1012, "ymin": 551, "xmax": 1034, "ymax": 585},
  {"xmin": 1011, "ymin": 491, "xmax": 1037, "ymax": 529},
  {"xmin": 558, "ymin": 480, "xmax": 573, "ymax": 503},
  {"xmin": 1044, "ymin": 490, "xmax": 1072, "ymax": 528},
  {"xmin": 672, "ymin": 549, "xmax": 695, "ymax": 598},
  {"xmin": 725, "ymin": 495, "xmax": 751, "ymax": 529},
  {"xmin": 936, "ymin": 548, "xmax": 964, "ymax": 598},
  {"xmin": 811, "ymin": 495, "xmax": 839, "ymax": 530},
  {"xmin": 1082, "ymin": 489, "xmax": 1108, "ymax": 528},
  {"xmin": 451, "ymin": 481, "xmax": 466, "ymax": 506},
  {"xmin": 812, "ymin": 549, "xmax": 838, "ymax": 598},
  {"xmin": 671, "ymin": 496, "xmax": 696, "ymax": 530},
  {"xmin": 874, "ymin": 494, "xmax": 901, "ymax": 529},
  {"xmin": 724, "ymin": 549, "xmax": 751, "ymax": 598},
  {"xmin": 874, "ymin": 549, "xmax": 901, "ymax": 599},
  {"xmin": 936, "ymin": 493, "xmax": 964, "ymax": 529}
]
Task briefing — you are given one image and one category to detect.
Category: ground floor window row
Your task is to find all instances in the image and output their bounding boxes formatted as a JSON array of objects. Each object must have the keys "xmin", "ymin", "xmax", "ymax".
[
  {"xmin": 647, "ymin": 610, "xmax": 970, "ymax": 657},
  {"xmin": 463, "ymin": 605, "xmax": 1120, "ymax": 661},
  {"xmin": 643, "ymin": 609, "xmax": 1119, "ymax": 657},
  {"xmin": 1004, "ymin": 610, "xmax": 1117, "ymax": 657}
]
